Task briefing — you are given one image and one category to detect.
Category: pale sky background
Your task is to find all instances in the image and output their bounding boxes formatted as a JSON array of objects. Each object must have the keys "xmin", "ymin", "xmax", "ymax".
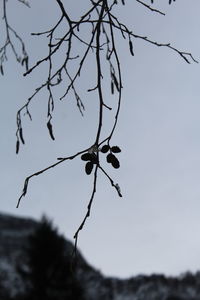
[{"xmin": 1, "ymin": 0, "xmax": 200, "ymax": 279}]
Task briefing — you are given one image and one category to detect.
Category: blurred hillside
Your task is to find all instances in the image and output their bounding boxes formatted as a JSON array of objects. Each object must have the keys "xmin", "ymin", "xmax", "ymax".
[{"xmin": 0, "ymin": 212, "xmax": 200, "ymax": 300}]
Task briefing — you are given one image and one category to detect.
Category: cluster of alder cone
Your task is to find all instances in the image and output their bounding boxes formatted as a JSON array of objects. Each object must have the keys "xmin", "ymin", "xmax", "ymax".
[{"xmin": 81, "ymin": 145, "xmax": 121, "ymax": 175}]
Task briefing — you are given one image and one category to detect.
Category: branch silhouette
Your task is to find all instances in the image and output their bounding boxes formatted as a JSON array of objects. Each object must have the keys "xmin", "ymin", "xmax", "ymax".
[{"xmin": 1, "ymin": 0, "xmax": 197, "ymax": 248}]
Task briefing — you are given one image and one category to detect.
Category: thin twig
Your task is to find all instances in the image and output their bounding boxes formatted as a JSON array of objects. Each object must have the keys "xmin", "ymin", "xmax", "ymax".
[{"xmin": 136, "ymin": 0, "xmax": 165, "ymax": 16}]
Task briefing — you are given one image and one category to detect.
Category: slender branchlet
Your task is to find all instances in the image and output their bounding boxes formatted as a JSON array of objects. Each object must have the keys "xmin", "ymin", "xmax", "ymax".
[{"xmin": 0, "ymin": 0, "xmax": 29, "ymax": 75}]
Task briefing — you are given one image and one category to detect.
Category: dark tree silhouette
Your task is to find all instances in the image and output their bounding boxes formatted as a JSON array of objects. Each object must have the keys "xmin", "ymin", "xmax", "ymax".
[
  {"xmin": 1, "ymin": 0, "xmax": 197, "ymax": 247},
  {"xmin": 0, "ymin": 275, "xmax": 11, "ymax": 300},
  {"xmin": 19, "ymin": 216, "xmax": 84, "ymax": 300}
]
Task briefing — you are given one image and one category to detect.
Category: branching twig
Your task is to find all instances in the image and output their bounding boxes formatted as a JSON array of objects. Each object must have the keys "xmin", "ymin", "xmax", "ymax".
[
  {"xmin": 7, "ymin": 0, "xmax": 197, "ymax": 248},
  {"xmin": 16, "ymin": 147, "xmax": 91, "ymax": 208},
  {"xmin": 99, "ymin": 165, "xmax": 122, "ymax": 197},
  {"xmin": 136, "ymin": 0, "xmax": 165, "ymax": 16},
  {"xmin": 0, "ymin": 0, "xmax": 29, "ymax": 75},
  {"xmin": 73, "ymin": 164, "xmax": 98, "ymax": 251}
]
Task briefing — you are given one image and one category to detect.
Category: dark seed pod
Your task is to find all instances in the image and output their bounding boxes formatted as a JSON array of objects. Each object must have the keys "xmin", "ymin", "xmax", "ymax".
[
  {"xmin": 81, "ymin": 153, "xmax": 93, "ymax": 161},
  {"xmin": 47, "ymin": 120, "xmax": 55, "ymax": 140},
  {"xmin": 90, "ymin": 153, "xmax": 98, "ymax": 164},
  {"xmin": 101, "ymin": 145, "xmax": 110, "ymax": 153},
  {"xmin": 111, "ymin": 156, "xmax": 120, "ymax": 169},
  {"xmin": 25, "ymin": 57, "xmax": 29, "ymax": 71},
  {"xmin": 85, "ymin": 161, "xmax": 93, "ymax": 175},
  {"xmin": 129, "ymin": 40, "xmax": 134, "ymax": 56},
  {"xmin": 112, "ymin": 72, "xmax": 120, "ymax": 92},
  {"xmin": 111, "ymin": 146, "xmax": 121, "ymax": 153},
  {"xmin": 107, "ymin": 153, "xmax": 120, "ymax": 169},
  {"xmin": 0, "ymin": 65, "xmax": 4, "ymax": 75},
  {"xmin": 111, "ymin": 81, "xmax": 114, "ymax": 94},
  {"xmin": 16, "ymin": 140, "xmax": 20, "ymax": 154},
  {"xmin": 19, "ymin": 128, "xmax": 25, "ymax": 144},
  {"xmin": 106, "ymin": 153, "xmax": 115, "ymax": 163}
]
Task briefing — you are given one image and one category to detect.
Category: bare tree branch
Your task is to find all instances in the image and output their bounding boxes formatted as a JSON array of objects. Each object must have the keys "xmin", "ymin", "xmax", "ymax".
[
  {"xmin": 0, "ymin": 0, "xmax": 29, "ymax": 75},
  {"xmin": 2, "ymin": 0, "xmax": 197, "ymax": 247}
]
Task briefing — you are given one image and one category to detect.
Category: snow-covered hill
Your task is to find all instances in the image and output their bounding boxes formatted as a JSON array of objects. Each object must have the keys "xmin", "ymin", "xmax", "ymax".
[{"xmin": 0, "ymin": 212, "xmax": 200, "ymax": 300}]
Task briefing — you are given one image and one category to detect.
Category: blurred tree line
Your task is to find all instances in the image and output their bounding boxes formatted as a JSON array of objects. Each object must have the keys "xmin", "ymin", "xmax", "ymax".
[{"xmin": 0, "ymin": 216, "xmax": 85, "ymax": 300}]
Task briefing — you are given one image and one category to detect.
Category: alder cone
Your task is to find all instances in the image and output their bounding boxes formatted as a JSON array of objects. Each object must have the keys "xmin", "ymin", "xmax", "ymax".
[
  {"xmin": 101, "ymin": 145, "xmax": 110, "ymax": 153},
  {"xmin": 85, "ymin": 161, "xmax": 94, "ymax": 175},
  {"xmin": 111, "ymin": 146, "xmax": 121, "ymax": 153},
  {"xmin": 107, "ymin": 153, "xmax": 120, "ymax": 168},
  {"xmin": 90, "ymin": 153, "xmax": 98, "ymax": 164},
  {"xmin": 106, "ymin": 153, "xmax": 114, "ymax": 163},
  {"xmin": 81, "ymin": 153, "xmax": 93, "ymax": 161},
  {"xmin": 111, "ymin": 156, "xmax": 120, "ymax": 169}
]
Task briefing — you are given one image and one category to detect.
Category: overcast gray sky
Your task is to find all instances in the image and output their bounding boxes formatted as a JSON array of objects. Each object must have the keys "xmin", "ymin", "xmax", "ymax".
[{"xmin": 1, "ymin": 0, "xmax": 200, "ymax": 279}]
